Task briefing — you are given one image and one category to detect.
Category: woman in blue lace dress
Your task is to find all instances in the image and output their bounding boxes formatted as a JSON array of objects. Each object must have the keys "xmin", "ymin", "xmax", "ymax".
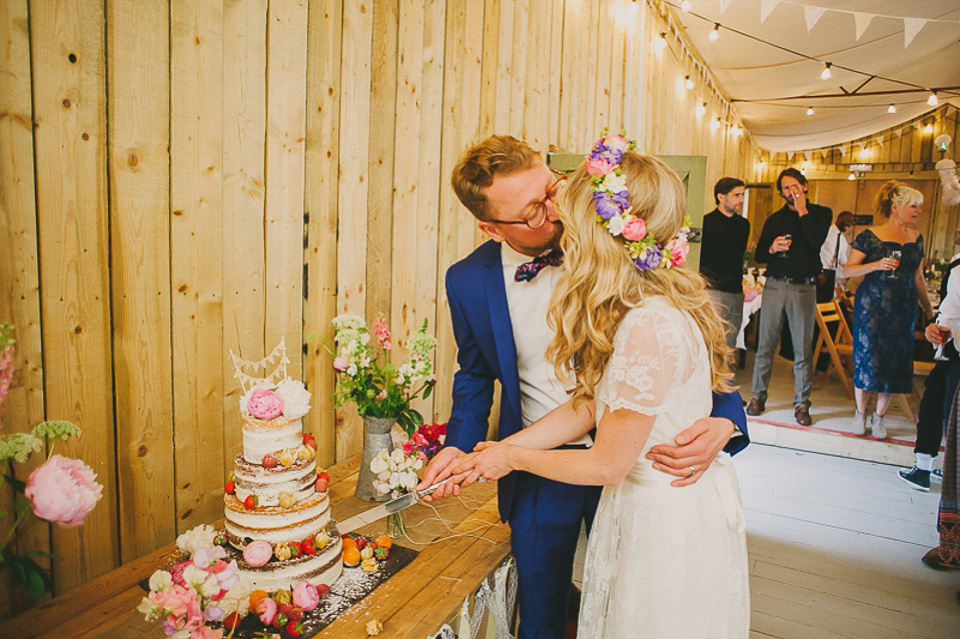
[{"xmin": 844, "ymin": 182, "xmax": 934, "ymax": 439}]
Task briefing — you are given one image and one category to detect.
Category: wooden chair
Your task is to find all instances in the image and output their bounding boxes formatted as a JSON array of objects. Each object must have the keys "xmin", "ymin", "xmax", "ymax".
[{"xmin": 813, "ymin": 300, "xmax": 854, "ymax": 398}]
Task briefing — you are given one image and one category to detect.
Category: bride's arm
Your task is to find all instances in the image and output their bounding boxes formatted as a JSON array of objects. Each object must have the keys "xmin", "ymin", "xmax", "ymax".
[
  {"xmin": 456, "ymin": 406, "xmax": 653, "ymax": 486},
  {"xmin": 491, "ymin": 397, "xmax": 596, "ymax": 451}
]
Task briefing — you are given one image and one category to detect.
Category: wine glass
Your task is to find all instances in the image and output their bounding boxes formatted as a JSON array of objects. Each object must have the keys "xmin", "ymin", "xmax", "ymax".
[
  {"xmin": 780, "ymin": 234, "xmax": 792, "ymax": 258},
  {"xmin": 887, "ymin": 249, "xmax": 902, "ymax": 277}
]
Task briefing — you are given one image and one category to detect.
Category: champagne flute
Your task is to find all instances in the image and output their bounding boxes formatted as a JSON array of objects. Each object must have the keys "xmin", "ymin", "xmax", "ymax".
[
  {"xmin": 780, "ymin": 234, "xmax": 792, "ymax": 258},
  {"xmin": 887, "ymin": 249, "xmax": 901, "ymax": 277}
]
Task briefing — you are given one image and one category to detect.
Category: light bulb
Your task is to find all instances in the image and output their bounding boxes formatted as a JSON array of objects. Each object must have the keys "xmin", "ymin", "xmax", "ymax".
[
  {"xmin": 709, "ymin": 24, "xmax": 719, "ymax": 42},
  {"xmin": 696, "ymin": 102, "xmax": 707, "ymax": 116},
  {"xmin": 711, "ymin": 118, "xmax": 721, "ymax": 130},
  {"xmin": 684, "ymin": 75, "xmax": 694, "ymax": 90},
  {"xmin": 820, "ymin": 63, "xmax": 832, "ymax": 80},
  {"xmin": 806, "ymin": 106, "xmax": 814, "ymax": 116},
  {"xmin": 887, "ymin": 104, "xmax": 896, "ymax": 114},
  {"xmin": 681, "ymin": 0, "xmax": 691, "ymax": 11},
  {"xmin": 731, "ymin": 125, "xmax": 742, "ymax": 137},
  {"xmin": 757, "ymin": 160, "xmax": 767, "ymax": 169},
  {"xmin": 848, "ymin": 172, "xmax": 856, "ymax": 181},
  {"xmin": 928, "ymin": 92, "xmax": 939, "ymax": 106},
  {"xmin": 656, "ymin": 32, "xmax": 667, "ymax": 52},
  {"xmin": 924, "ymin": 124, "xmax": 934, "ymax": 134}
]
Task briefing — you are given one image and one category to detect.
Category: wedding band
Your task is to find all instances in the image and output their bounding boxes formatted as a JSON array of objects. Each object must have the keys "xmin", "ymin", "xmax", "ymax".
[{"xmin": 688, "ymin": 466, "xmax": 697, "ymax": 477}]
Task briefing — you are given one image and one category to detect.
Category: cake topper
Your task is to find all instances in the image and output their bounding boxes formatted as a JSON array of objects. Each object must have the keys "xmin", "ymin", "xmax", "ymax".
[{"xmin": 230, "ymin": 338, "xmax": 291, "ymax": 394}]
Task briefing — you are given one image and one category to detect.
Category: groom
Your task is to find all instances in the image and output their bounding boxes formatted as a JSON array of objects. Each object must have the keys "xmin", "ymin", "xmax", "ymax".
[{"xmin": 418, "ymin": 135, "xmax": 749, "ymax": 639}]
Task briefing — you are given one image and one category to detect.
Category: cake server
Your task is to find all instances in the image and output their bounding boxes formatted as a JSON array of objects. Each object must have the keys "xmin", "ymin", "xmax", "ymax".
[{"xmin": 337, "ymin": 477, "xmax": 456, "ymax": 534}]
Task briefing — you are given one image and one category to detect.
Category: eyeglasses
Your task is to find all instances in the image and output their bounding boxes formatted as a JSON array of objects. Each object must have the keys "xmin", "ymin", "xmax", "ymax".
[{"xmin": 489, "ymin": 169, "xmax": 568, "ymax": 230}]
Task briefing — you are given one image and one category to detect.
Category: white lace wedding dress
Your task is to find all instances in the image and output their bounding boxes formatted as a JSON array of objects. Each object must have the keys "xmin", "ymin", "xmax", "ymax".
[{"xmin": 577, "ymin": 297, "xmax": 750, "ymax": 638}]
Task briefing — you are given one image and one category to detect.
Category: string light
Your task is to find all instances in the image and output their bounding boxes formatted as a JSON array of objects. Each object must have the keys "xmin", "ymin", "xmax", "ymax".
[
  {"xmin": 731, "ymin": 125, "xmax": 743, "ymax": 137},
  {"xmin": 685, "ymin": 75, "xmax": 694, "ymax": 90},
  {"xmin": 928, "ymin": 91, "xmax": 939, "ymax": 106},
  {"xmin": 887, "ymin": 104, "xmax": 896, "ymax": 114},
  {"xmin": 696, "ymin": 102, "xmax": 707, "ymax": 116},
  {"xmin": 681, "ymin": 0, "xmax": 691, "ymax": 12},
  {"xmin": 848, "ymin": 172, "xmax": 856, "ymax": 181},
  {"xmin": 709, "ymin": 24, "xmax": 720, "ymax": 42},
  {"xmin": 924, "ymin": 123, "xmax": 934, "ymax": 134},
  {"xmin": 656, "ymin": 32, "xmax": 667, "ymax": 52},
  {"xmin": 757, "ymin": 159, "xmax": 767, "ymax": 169},
  {"xmin": 711, "ymin": 117, "xmax": 721, "ymax": 130},
  {"xmin": 806, "ymin": 106, "xmax": 814, "ymax": 116},
  {"xmin": 820, "ymin": 62, "xmax": 832, "ymax": 80}
]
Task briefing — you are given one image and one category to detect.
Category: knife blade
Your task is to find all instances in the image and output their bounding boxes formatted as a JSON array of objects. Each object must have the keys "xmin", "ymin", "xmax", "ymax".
[{"xmin": 337, "ymin": 478, "xmax": 450, "ymax": 534}]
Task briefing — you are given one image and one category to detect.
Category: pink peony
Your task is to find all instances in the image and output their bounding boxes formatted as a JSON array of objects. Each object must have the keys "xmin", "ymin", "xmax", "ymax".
[
  {"xmin": 667, "ymin": 238, "xmax": 690, "ymax": 266},
  {"xmin": 247, "ymin": 389, "xmax": 284, "ymax": 420},
  {"xmin": 293, "ymin": 580, "xmax": 320, "ymax": 611},
  {"xmin": 585, "ymin": 157, "xmax": 614, "ymax": 177},
  {"xmin": 169, "ymin": 560, "xmax": 192, "ymax": 586},
  {"xmin": 256, "ymin": 597, "xmax": 277, "ymax": 625},
  {"xmin": 333, "ymin": 357, "xmax": 349, "ymax": 372},
  {"xmin": 621, "ymin": 217, "xmax": 646, "ymax": 241},
  {"xmin": 24, "ymin": 454, "xmax": 103, "ymax": 528}
]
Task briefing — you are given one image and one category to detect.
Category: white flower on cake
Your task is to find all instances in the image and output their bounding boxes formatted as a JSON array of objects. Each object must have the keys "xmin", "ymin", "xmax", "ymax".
[
  {"xmin": 276, "ymin": 378, "xmax": 311, "ymax": 420},
  {"xmin": 176, "ymin": 523, "xmax": 217, "ymax": 555},
  {"xmin": 183, "ymin": 563, "xmax": 221, "ymax": 597},
  {"xmin": 148, "ymin": 569, "xmax": 173, "ymax": 592}
]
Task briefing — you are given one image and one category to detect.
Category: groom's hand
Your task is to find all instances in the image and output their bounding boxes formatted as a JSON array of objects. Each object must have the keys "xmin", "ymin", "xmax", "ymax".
[
  {"xmin": 645, "ymin": 417, "xmax": 734, "ymax": 487},
  {"xmin": 417, "ymin": 446, "xmax": 466, "ymax": 501}
]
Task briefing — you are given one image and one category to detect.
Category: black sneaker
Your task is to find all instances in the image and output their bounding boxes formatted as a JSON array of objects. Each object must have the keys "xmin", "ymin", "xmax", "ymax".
[
  {"xmin": 933, "ymin": 468, "xmax": 943, "ymax": 482},
  {"xmin": 898, "ymin": 466, "xmax": 931, "ymax": 492}
]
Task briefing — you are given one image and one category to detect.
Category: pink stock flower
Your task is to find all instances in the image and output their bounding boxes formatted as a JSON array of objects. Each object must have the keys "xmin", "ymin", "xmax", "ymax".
[
  {"xmin": 621, "ymin": 217, "xmax": 647, "ymax": 241},
  {"xmin": 377, "ymin": 389, "xmax": 388, "ymax": 400},
  {"xmin": 373, "ymin": 318, "xmax": 392, "ymax": 351},
  {"xmin": 333, "ymin": 356, "xmax": 349, "ymax": 372},
  {"xmin": 24, "ymin": 454, "xmax": 103, "ymax": 528},
  {"xmin": 247, "ymin": 389, "xmax": 284, "ymax": 420},
  {"xmin": 586, "ymin": 157, "xmax": 614, "ymax": 177},
  {"xmin": 0, "ymin": 347, "xmax": 14, "ymax": 412},
  {"xmin": 667, "ymin": 238, "xmax": 690, "ymax": 266}
]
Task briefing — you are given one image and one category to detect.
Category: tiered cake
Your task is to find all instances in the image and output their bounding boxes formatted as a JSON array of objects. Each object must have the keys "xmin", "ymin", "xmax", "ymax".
[{"xmin": 224, "ymin": 345, "xmax": 343, "ymax": 592}]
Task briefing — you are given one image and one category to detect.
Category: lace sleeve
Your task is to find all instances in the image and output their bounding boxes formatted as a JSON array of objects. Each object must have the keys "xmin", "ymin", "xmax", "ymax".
[{"xmin": 597, "ymin": 303, "xmax": 692, "ymax": 416}]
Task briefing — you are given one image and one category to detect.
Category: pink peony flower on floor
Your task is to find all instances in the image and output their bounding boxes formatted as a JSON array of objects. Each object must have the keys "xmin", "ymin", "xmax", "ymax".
[
  {"xmin": 247, "ymin": 388, "xmax": 284, "ymax": 420},
  {"xmin": 24, "ymin": 454, "xmax": 103, "ymax": 528}
]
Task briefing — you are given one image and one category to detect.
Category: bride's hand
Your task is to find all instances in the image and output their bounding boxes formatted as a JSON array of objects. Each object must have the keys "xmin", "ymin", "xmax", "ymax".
[
  {"xmin": 645, "ymin": 416, "xmax": 733, "ymax": 486},
  {"xmin": 456, "ymin": 442, "xmax": 516, "ymax": 484}
]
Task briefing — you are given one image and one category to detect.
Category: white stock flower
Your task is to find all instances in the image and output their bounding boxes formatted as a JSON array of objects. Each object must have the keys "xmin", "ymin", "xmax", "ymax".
[
  {"xmin": 176, "ymin": 524, "xmax": 217, "ymax": 555},
  {"xmin": 347, "ymin": 364, "xmax": 358, "ymax": 376},
  {"xmin": 607, "ymin": 215, "xmax": 626, "ymax": 237},
  {"xmin": 400, "ymin": 471, "xmax": 418, "ymax": 491},
  {"xmin": 148, "ymin": 570, "xmax": 173, "ymax": 592},
  {"xmin": 602, "ymin": 172, "xmax": 627, "ymax": 193},
  {"xmin": 276, "ymin": 378, "xmax": 311, "ymax": 419},
  {"xmin": 370, "ymin": 451, "xmax": 389, "ymax": 474},
  {"xmin": 390, "ymin": 448, "xmax": 405, "ymax": 464},
  {"xmin": 332, "ymin": 314, "xmax": 365, "ymax": 331},
  {"xmin": 183, "ymin": 564, "xmax": 220, "ymax": 597},
  {"xmin": 408, "ymin": 332, "xmax": 438, "ymax": 356}
]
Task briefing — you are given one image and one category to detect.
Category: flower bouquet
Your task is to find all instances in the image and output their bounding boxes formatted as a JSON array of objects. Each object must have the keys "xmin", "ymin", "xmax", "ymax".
[
  {"xmin": 330, "ymin": 315, "xmax": 438, "ymax": 436},
  {"xmin": 0, "ymin": 323, "xmax": 104, "ymax": 601},
  {"xmin": 370, "ymin": 422, "xmax": 447, "ymax": 536}
]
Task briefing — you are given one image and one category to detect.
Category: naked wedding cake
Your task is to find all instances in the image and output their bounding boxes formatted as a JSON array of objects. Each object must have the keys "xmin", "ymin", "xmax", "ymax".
[{"xmin": 223, "ymin": 341, "xmax": 343, "ymax": 592}]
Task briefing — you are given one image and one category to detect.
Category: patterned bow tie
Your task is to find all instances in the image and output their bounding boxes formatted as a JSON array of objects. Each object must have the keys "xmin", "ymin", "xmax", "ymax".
[{"xmin": 514, "ymin": 248, "xmax": 563, "ymax": 282}]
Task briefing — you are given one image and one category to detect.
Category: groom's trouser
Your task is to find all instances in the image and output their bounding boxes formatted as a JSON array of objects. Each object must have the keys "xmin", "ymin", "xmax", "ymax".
[{"xmin": 508, "ymin": 470, "xmax": 602, "ymax": 639}]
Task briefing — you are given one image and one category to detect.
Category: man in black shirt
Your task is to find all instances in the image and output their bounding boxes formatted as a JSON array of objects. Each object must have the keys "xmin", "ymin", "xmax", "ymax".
[
  {"xmin": 701, "ymin": 177, "xmax": 750, "ymax": 351},
  {"xmin": 746, "ymin": 168, "xmax": 832, "ymax": 425}
]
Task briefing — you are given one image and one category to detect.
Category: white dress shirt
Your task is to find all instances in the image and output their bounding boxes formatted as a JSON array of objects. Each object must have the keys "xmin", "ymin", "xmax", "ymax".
[
  {"xmin": 936, "ymin": 267, "xmax": 960, "ymax": 357},
  {"xmin": 500, "ymin": 242, "xmax": 591, "ymax": 446},
  {"xmin": 820, "ymin": 224, "xmax": 851, "ymax": 281}
]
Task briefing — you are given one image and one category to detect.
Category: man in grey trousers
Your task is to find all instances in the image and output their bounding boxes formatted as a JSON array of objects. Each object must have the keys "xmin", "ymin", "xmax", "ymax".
[{"xmin": 746, "ymin": 168, "xmax": 832, "ymax": 425}]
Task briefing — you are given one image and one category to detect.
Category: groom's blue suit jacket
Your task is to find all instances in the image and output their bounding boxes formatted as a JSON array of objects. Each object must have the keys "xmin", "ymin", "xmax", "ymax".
[{"xmin": 444, "ymin": 240, "xmax": 749, "ymax": 523}]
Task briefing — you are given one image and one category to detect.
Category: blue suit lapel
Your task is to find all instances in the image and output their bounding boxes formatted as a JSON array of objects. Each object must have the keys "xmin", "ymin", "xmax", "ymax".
[{"xmin": 482, "ymin": 246, "xmax": 522, "ymax": 425}]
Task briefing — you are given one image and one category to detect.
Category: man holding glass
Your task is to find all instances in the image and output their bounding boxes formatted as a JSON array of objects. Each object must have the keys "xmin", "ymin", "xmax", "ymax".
[{"xmin": 746, "ymin": 168, "xmax": 832, "ymax": 425}]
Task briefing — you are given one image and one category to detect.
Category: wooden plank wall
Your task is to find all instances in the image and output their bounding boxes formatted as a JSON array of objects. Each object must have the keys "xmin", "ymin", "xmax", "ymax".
[
  {"xmin": 0, "ymin": 0, "xmax": 753, "ymax": 613},
  {"xmin": 751, "ymin": 105, "xmax": 960, "ymax": 259}
]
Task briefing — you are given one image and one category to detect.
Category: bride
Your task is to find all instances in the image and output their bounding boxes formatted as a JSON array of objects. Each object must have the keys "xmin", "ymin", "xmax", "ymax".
[{"xmin": 447, "ymin": 134, "xmax": 750, "ymax": 637}]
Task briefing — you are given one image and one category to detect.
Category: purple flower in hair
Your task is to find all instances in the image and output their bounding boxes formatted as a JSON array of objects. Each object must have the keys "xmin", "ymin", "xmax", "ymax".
[
  {"xmin": 611, "ymin": 190, "xmax": 631, "ymax": 210},
  {"xmin": 594, "ymin": 192, "xmax": 623, "ymax": 220},
  {"xmin": 634, "ymin": 245, "xmax": 663, "ymax": 271}
]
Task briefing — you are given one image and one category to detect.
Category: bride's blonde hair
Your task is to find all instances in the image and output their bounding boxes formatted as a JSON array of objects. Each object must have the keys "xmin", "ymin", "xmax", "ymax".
[{"xmin": 547, "ymin": 152, "xmax": 734, "ymax": 405}]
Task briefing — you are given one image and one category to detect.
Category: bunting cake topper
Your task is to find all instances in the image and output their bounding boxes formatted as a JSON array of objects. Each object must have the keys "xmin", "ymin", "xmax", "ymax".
[{"xmin": 230, "ymin": 338, "xmax": 291, "ymax": 394}]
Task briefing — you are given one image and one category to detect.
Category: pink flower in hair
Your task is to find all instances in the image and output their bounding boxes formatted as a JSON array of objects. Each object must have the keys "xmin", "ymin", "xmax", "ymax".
[
  {"xmin": 666, "ymin": 238, "xmax": 690, "ymax": 266},
  {"xmin": 604, "ymin": 135, "xmax": 630, "ymax": 152},
  {"xmin": 586, "ymin": 157, "xmax": 614, "ymax": 177},
  {"xmin": 621, "ymin": 217, "xmax": 646, "ymax": 241}
]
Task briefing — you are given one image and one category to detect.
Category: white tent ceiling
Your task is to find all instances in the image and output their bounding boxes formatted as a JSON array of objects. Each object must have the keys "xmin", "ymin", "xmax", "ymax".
[{"xmin": 670, "ymin": 0, "xmax": 960, "ymax": 152}]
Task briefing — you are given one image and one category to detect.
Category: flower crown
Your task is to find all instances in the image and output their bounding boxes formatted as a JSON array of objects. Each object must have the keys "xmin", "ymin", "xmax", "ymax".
[{"xmin": 586, "ymin": 130, "xmax": 691, "ymax": 271}]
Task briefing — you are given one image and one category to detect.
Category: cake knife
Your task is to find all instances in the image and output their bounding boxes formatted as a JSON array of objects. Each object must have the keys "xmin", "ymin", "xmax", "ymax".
[{"xmin": 338, "ymin": 477, "xmax": 468, "ymax": 534}]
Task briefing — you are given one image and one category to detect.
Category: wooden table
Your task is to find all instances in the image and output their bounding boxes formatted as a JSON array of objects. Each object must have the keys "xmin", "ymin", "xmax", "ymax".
[{"xmin": 0, "ymin": 455, "xmax": 512, "ymax": 639}]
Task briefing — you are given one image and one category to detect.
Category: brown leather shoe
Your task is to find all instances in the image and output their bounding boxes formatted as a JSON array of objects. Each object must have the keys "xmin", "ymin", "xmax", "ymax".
[
  {"xmin": 794, "ymin": 404, "xmax": 813, "ymax": 426},
  {"xmin": 745, "ymin": 397, "xmax": 765, "ymax": 416}
]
